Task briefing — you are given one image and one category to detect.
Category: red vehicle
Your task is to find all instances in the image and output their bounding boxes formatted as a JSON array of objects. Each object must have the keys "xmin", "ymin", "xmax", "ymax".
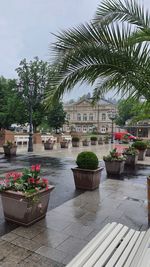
[{"xmin": 114, "ymin": 132, "xmax": 137, "ymax": 141}]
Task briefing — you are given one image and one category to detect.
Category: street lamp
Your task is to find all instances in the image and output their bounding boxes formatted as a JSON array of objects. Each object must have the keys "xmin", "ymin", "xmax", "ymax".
[
  {"xmin": 18, "ymin": 80, "xmax": 34, "ymax": 152},
  {"xmin": 108, "ymin": 109, "xmax": 117, "ymax": 144}
]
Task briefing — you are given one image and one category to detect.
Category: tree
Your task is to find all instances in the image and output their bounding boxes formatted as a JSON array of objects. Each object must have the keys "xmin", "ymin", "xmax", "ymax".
[
  {"xmin": 47, "ymin": 102, "xmax": 66, "ymax": 133},
  {"xmin": 116, "ymin": 99, "xmax": 140, "ymax": 126},
  {"xmin": 46, "ymin": 0, "xmax": 150, "ymax": 105},
  {"xmin": 16, "ymin": 57, "xmax": 51, "ymax": 132}
]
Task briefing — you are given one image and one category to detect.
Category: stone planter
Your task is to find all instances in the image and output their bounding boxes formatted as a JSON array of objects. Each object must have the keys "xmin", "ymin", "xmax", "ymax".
[
  {"xmin": 138, "ymin": 149, "xmax": 146, "ymax": 160},
  {"xmin": 98, "ymin": 140, "xmax": 103, "ymax": 145},
  {"xmin": 3, "ymin": 145, "xmax": 17, "ymax": 156},
  {"xmin": 60, "ymin": 141, "xmax": 69, "ymax": 148},
  {"xmin": 71, "ymin": 167, "xmax": 103, "ymax": 190},
  {"xmin": 146, "ymin": 148, "xmax": 150, "ymax": 157},
  {"xmin": 104, "ymin": 140, "xmax": 109, "ymax": 144},
  {"xmin": 124, "ymin": 154, "xmax": 138, "ymax": 166},
  {"xmin": 82, "ymin": 140, "xmax": 90, "ymax": 146},
  {"xmin": 91, "ymin": 140, "xmax": 97, "ymax": 145},
  {"xmin": 1, "ymin": 185, "xmax": 54, "ymax": 226},
  {"xmin": 104, "ymin": 160, "xmax": 125, "ymax": 175},
  {"xmin": 72, "ymin": 141, "xmax": 80, "ymax": 147},
  {"xmin": 44, "ymin": 142, "xmax": 54, "ymax": 150}
]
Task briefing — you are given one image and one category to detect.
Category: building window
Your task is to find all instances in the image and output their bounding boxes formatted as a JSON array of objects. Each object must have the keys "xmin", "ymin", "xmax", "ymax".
[
  {"xmin": 83, "ymin": 125, "xmax": 87, "ymax": 132},
  {"xmin": 83, "ymin": 114, "xmax": 87, "ymax": 121},
  {"xmin": 66, "ymin": 113, "xmax": 70, "ymax": 120},
  {"xmin": 89, "ymin": 113, "xmax": 93, "ymax": 121},
  {"xmin": 102, "ymin": 113, "xmax": 106, "ymax": 121},
  {"xmin": 77, "ymin": 113, "xmax": 81, "ymax": 121}
]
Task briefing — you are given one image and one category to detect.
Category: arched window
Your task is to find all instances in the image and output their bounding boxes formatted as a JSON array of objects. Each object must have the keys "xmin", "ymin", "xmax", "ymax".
[
  {"xmin": 89, "ymin": 113, "xmax": 93, "ymax": 121},
  {"xmin": 83, "ymin": 114, "xmax": 87, "ymax": 121},
  {"xmin": 77, "ymin": 113, "xmax": 81, "ymax": 121},
  {"xmin": 102, "ymin": 113, "xmax": 106, "ymax": 121}
]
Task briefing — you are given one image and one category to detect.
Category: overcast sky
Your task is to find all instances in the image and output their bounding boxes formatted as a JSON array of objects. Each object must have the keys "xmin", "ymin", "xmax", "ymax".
[{"xmin": 0, "ymin": 0, "xmax": 150, "ymax": 100}]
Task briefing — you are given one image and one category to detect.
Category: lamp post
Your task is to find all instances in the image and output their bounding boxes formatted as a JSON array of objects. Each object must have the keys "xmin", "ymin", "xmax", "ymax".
[
  {"xmin": 108, "ymin": 109, "xmax": 117, "ymax": 144},
  {"xmin": 18, "ymin": 80, "xmax": 34, "ymax": 152}
]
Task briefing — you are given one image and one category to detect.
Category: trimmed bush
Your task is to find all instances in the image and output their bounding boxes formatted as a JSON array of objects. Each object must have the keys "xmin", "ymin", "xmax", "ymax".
[
  {"xmin": 72, "ymin": 136, "xmax": 80, "ymax": 142},
  {"xmin": 132, "ymin": 141, "xmax": 147, "ymax": 150},
  {"xmin": 90, "ymin": 136, "xmax": 97, "ymax": 141},
  {"xmin": 76, "ymin": 151, "xmax": 99, "ymax": 170}
]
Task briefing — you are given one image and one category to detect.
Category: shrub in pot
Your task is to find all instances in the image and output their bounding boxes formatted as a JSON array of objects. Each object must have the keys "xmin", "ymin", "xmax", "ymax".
[
  {"xmin": 60, "ymin": 139, "xmax": 69, "ymax": 148},
  {"xmin": 98, "ymin": 137, "xmax": 103, "ymax": 145},
  {"xmin": 82, "ymin": 138, "xmax": 90, "ymax": 146},
  {"xmin": 123, "ymin": 146, "xmax": 139, "ymax": 166},
  {"xmin": 3, "ymin": 141, "xmax": 17, "ymax": 156},
  {"xmin": 0, "ymin": 165, "xmax": 54, "ymax": 226},
  {"xmin": 44, "ymin": 139, "xmax": 54, "ymax": 150},
  {"xmin": 146, "ymin": 141, "xmax": 150, "ymax": 157},
  {"xmin": 72, "ymin": 136, "xmax": 80, "ymax": 147},
  {"xmin": 90, "ymin": 136, "xmax": 97, "ymax": 145},
  {"xmin": 104, "ymin": 135, "xmax": 109, "ymax": 144},
  {"xmin": 132, "ymin": 141, "xmax": 147, "ymax": 160},
  {"xmin": 72, "ymin": 151, "xmax": 103, "ymax": 190},
  {"xmin": 103, "ymin": 148, "xmax": 126, "ymax": 175}
]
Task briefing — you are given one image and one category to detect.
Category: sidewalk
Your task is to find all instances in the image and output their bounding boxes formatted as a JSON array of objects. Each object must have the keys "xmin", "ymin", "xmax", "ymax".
[{"xmin": 0, "ymin": 178, "xmax": 147, "ymax": 267}]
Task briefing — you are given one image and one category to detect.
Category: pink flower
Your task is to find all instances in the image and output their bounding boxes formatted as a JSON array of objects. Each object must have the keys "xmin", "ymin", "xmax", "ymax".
[
  {"xmin": 42, "ymin": 178, "xmax": 48, "ymax": 185},
  {"xmin": 28, "ymin": 178, "xmax": 35, "ymax": 183},
  {"xmin": 31, "ymin": 165, "xmax": 35, "ymax": 171},
  {"xmin": 35, "ymin": 164, "xmax": 40, "ymax": 172}
]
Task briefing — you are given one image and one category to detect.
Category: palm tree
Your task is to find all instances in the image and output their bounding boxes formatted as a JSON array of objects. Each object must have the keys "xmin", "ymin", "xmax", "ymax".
[{"xmin": 46, "ymin": 0, "xmax": 150, "ymax": 104}]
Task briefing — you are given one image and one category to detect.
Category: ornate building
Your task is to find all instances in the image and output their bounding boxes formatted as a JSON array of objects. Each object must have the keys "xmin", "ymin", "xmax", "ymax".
[{"xmin": 63, "ymin": 98, "xmax": 118, "ymax": 133}]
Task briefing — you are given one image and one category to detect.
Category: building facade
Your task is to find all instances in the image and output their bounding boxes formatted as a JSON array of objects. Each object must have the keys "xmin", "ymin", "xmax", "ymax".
[{"xmin": 63, "ymin": 98, "xmax": 118, "ymax": 133}]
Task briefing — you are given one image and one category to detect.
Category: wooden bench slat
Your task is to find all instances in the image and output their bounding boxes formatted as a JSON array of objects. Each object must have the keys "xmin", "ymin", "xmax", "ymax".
[
  {"xmin": 94, "ymin": 226, "xmax": 129, "ymax": 267},
  {"xmin": 83, "ymin": 224, "xmax": 124, "ymax": 267},
  {"xmin": 105, "ymin": 229, "xmax": 135, "ymax": 267},
  {"xmin": 66, "ymin": 222, "xmax": 116, "ymax": 267}
]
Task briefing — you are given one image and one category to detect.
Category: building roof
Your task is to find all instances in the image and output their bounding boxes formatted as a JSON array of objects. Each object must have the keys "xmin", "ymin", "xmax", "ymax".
[{"xmin": 64, "ymin": 98, "xmax": 115, "ymax": 107}]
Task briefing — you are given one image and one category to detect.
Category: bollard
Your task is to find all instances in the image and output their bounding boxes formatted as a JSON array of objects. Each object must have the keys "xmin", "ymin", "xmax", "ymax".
[{"xmin": 147, "ymin": 176, "xmax": 150, "ymax": 225}]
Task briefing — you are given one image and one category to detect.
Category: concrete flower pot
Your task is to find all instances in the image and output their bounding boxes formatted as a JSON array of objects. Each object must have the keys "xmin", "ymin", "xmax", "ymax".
[
  {"xmin": 104, "ymin": 160, "xmax": 125, "ymax": 175},
  {"xmin": 124, "ymin": 154, "xmax": 138, "ymax": 166},
  {"xmin": 146, "ymin": 148, "xmax": 150, "ymax": 157},
  {"xmin": 60, "ymin": 141, "xmax": 69, "ymax": 148},
  {"xmin": 72, "ymin": 141, "xmax": 80, "ymax": 147},
  {"xmin": 3, "ymin": 145, "xmax": 17, "ymax": 156},
  {"xmin": 98, "ymin": 140, "xmax": 103, "ymax": 145},
  {"xmin": 138, "ymin": 149, "xmax": 146, "ymax": 160},
  {"xmin": 91, "ymin": 140, "xmax": 97, "ymax": 145},
  {"xmin": 82, "ymin": 140, "xmax": 90, "ymax": 146},
  {"xmin": 44, "ymin": 142, "xmax": 54, "ymax": 150},
  {"xmin": 1, "ymin": 185, "xmax": 54, "ymax": 226},
  {"xmin": 71, "ymin": 167, "xmax": 103, "ymax": 190}
]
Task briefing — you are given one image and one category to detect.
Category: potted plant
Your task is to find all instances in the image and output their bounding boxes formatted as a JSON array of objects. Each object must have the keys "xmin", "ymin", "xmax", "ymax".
[
  {"xmin": 44, "ymin": 139, "xmax": 54, "ymax": 150},
  {"xmin": 104, "ymin": 135, "xmax": 109, "ymax": 144},
  {"xmin": 71, "ymin": 151, "xmax": 103, "ymax": 190},
  {"xmin": 82, "ymin": 138, "xmax": 90, "ymax": 146},
  {"xmin": 103, "ymin": 148, "xmax": 126, "ymax": 175},
  {"xmin": 72, "ymin": 136, "xmax": 80, "ymax": 147},
  {"xmin": 122, "ymin": 134, "xmax": 130, "ymax": 144},
  {"xmin": 3, "ymin": 141, "xmax": 17, "ymax": 156},
  {"xmin": 98, "ymin": 137, "xmax": 103, "ymax": 145},
  {"xmin": 132, "ymin": 141, "xmax": 147, "ymax": 160},
  {"xmin": 146, "ymin": 141, "xmax": 150, "ymax": 157},
  {"xmin": 123, "ymin": 146, "xmax": 139, "ymax": 166},
  {"xmin": 90, "ymin": 136, "xmax": 97, "ymax": 145},
  {"xmin": 60, "ymin": 139, "xmax": 69, "ymax": 148},
  {"xmin": 0, "ymin": 165, "xmax": 54, "ymax": 226}
]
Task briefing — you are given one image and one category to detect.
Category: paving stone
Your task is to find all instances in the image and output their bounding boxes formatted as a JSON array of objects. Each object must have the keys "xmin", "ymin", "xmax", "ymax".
[
  {"xmin": 56, "ymin": 236, "xmax": 87, "ymax": 256},
  {"xmin": 62, "ymin": 221, "xmax": 94, "ymax": 239},
  {"xmin": 11, "ymin": 225, "xmax": 44, "ymax": 239},
  {"xmin": 11, "ymin": 236, "xmax": 42, "ymax": 251},
  {"xmin": 1, "ymin": 232, "xmax": 18, "ymax": 242},
  {"xmin": 35, "ymin": 246, "xmax": 67, "ymax": 263}
]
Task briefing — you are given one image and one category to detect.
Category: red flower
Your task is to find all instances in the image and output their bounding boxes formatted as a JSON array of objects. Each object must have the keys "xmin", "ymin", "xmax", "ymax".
[
  {"xmin": 42, "ymin": 178, "xmax": 48, "ymax": 185},
  {"xmin": 35, "ymin": 164, "xmax": 40, "ymax": 172},
  {"xmin": 31, "ymin": 165, "xmax": 35, "ymax": 171},
  {"xmin": 28, "ymin": 178, "xmax": 35, "ymax": 183}
]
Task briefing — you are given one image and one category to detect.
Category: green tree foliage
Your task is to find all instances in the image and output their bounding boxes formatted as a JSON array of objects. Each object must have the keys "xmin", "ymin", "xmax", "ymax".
[
  {"xmin": 116, "ymin": 99, "xmax": 139, "ymax": 126},
  {"xmin": 46, "ymin": 0, "xmax": 150, "ymax": 105},
  {"xmin": 16, "ymin": 57, "xmax": 51, "ymax": 132},
  {"xmin": 47, "ymin": 102, "xmax": 66, "ymax": 133}
]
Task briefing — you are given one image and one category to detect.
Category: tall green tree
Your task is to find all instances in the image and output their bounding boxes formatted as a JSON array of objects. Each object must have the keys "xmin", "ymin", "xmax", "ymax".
[
  {"xmin": 16, "ymin": 57, "xmax": 51, "ymax": 132},
  {"xmin": 116, "ymin": 99, "xmax": 140, "ymax": 126},
  {"xmin": 47, "ymin": 102, "xmax": 66, "ymax": 133},
  {"xmin": 46, "ymin": 0, "xmax": 150, "ymax": 105}
]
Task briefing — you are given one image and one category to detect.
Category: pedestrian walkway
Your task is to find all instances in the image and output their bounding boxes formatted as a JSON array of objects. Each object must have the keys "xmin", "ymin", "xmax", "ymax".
[{"xmin": 0, "ymin": 178, "xmax": 147, "ymax": 266}]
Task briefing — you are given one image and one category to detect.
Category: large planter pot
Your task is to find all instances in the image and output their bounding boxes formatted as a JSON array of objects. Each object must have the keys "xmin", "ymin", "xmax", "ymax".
[
  {"xmin": 82, "ymin": 140, "xmax": 90, "ymax": 146},
  {"xmin": 44, "ymin": 142, "xmax": 54, "ymax": 150},
  {"xmin": 91, "ymin": 140, "xmax": 97, "ymax": 145},
  {"xmin": 71, "ymin": 167, "xmax": 103, "ymax": 190},
  {"xmin": 72, "ymin": 141, "xmax": 80, "ymax": 147},
  {"xmin": 98, "ymin": 140, "xmax": 103, "ymax": 145},
  {"xmin": 138, "ymin": 149, "xmax": 146, "ymax": 160},
  {"xmin": 104, "ymin": 160, "xmax": 125, "ymax": 175},
  {"xmin": 1, "ymin": 185, "xmax": 54, "ymax": 226},
  {"xmin": 124, "ymin": 154, "xmax": 138, "ymax": 166},
  {"xmin": 3, "ymin": 145, "xmax": 17, "ymax": 156},
  {"xmin": 60, "ymin": 141, "xmax": 69, "ymax": 148},
  {"xmin": 146, "ymin": 148, "xmax": 150, "ymax": 157}
]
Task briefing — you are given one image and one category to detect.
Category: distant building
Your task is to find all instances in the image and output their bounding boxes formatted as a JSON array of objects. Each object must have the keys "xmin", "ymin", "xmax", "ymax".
[
  {"xmin": 125, "ymin": 119, "xmax": 150, "ymax": 139},
  {"xmin": 63, "ymin": 98, "xmax": 119, "ymax": 133}
]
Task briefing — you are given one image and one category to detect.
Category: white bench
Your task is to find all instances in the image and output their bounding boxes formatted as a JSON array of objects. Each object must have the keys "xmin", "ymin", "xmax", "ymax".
[{"xmin": 66, "ymin": 222, "xmax": 150, "ymax": 267}]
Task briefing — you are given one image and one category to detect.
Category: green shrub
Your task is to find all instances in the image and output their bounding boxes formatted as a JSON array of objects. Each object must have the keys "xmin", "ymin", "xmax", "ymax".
[
  {"xmin": 76, "ymin": 151, "xmax": 99, "ymax": 170},
  {"xmin": 90, "ymin": 136, "xmax": 97, "ymax": 141},
  {"xmin": 132, "ymin": 141, "xmax": 147, "ymax": 150},
  {"xmin": 72, "ymin": 136, "xmax": 80, "ymax": 142}
]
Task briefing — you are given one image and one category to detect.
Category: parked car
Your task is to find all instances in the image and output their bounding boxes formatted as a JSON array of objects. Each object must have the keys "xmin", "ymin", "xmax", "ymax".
[{"xmin": 114, "ymin": 132, "xmax": 137, "ymax": 141}]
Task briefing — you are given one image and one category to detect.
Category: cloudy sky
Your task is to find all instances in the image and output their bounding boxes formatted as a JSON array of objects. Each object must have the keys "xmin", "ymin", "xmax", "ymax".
[{"xmin": 0, "ymin": 0, "xmax": 149, "ymax": 100}]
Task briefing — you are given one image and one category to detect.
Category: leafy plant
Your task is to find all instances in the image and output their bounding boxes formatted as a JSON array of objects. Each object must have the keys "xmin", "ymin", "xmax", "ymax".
[
  {"xmin": 72, "ymin": 136, "xmax": 80, "ymax": 142},
  {"xmin": 3, "ymin": 141, "xmax": 16, "ymax": 148},
  {"xmin": 132, "ymin": 141, "xmax": 147, "ymax": 150},
  {"xmin": 90, "ymin": 136, "xmax": 97, "ymax": 141},
  {"xmin": 123, "ymin": 146, "xmax": 138, "ymax": 156},
  {"xmin": 76, "ymin": 151, "xmax": 99, "ymax": 170},
  {"xmin": 103, "ymin": 148, "xmax": 126, "ymax": 161}
]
